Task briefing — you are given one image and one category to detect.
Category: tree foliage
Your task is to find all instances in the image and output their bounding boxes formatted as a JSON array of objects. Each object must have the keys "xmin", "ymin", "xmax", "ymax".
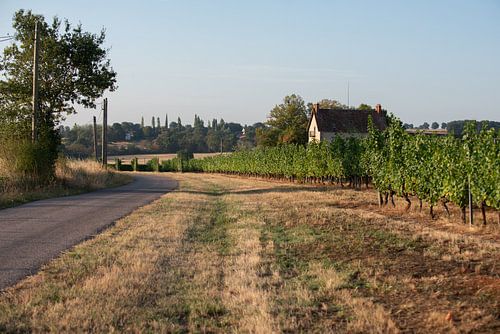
[
  {"xmin": 0, "ymin": 10, "xmax": 117, "ymax": 124},
  {"xmin": 0, "ymin": 10, "xmax": 116, "ymax": 186},
  {"xmin": 263, "ymin": 94, "xmax": 309, "ymax": 145}
]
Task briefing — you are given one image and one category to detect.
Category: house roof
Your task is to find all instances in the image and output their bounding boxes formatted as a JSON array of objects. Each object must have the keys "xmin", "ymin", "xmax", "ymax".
[{"xmin": 311, "ymin": 108, "xmax": 388, "ymax": 133}]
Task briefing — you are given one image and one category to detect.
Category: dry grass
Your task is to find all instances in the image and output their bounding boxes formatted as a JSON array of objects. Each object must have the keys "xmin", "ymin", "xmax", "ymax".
[
  {"xmin": 0, "ymin": 173, "xmax": 498, "ymax": 333},
  {"xmin": 221, "ymin": 214, "xmax": 278, "ymax": 333},
  {"xmin": 55, "ymin": 159, "xmax": 129, "ymax": 190},
  {"xmin": 0, "ymin": 158, "xmax": 132, "ymax": 209}
]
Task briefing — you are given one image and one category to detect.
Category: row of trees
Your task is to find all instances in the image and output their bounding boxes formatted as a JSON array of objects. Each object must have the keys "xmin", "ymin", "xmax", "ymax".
[
  {"xmin": 189, "ymin": 117, "xmax": 499, "ymax": 224},
  {"xmin": 59, "ymin": 116, "xmax": 266, "ymax": 156},
  {"xmin": 403, "ymin": 120, "xmax": 500, "ymax": 133},
  {"xmin": 403, "ymin": 122, "xmax": 447, "ymax": 130}
]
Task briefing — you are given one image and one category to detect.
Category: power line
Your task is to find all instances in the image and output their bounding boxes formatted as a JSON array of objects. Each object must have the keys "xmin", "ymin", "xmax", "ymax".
[{"xmin": 0, "ymin": 36, "xmax": 14, "ymax": 42}]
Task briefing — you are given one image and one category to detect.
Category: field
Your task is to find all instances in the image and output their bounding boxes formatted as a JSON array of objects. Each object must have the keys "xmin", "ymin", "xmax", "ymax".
[
  {"xmin": 108, "ymin": 152, "xmax": 223, "ymax": 164},
  {"xmin": 0, "ymin": 173, "xmax": 498, "ymax": 333}
]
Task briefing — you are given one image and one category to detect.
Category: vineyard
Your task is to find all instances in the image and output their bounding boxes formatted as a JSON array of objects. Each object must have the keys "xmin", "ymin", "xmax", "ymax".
[{"xmin": 188, "ymin": 117, "xmax": 499, "ymax": 224}]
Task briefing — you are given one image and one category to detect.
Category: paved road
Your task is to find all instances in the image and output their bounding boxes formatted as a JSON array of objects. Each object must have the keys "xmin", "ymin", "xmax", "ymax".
[{"xmin": 0, "ymin": 173, "xmax": 177, "ymax": 290}]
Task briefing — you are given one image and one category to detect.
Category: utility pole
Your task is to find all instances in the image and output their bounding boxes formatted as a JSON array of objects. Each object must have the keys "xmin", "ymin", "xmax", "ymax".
[
  {"xmin": 93, "ymin": 116, "xmax": 98, "ymax": 162},
  {"xmin": 101, "ymin": 98, "xmax": 108, "ymax": 169},
  {"xmin": 32, "ymin": 21, "xmax": 40, "ymax": 143}
]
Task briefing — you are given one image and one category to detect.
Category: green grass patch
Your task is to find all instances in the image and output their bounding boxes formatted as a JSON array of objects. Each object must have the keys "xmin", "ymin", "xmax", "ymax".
[{"xmin": 186, "ymin": 191, "xmax": 234, "ymax": 256}]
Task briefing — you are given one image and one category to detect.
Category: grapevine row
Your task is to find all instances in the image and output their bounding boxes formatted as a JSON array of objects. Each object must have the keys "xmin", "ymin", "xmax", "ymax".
[{"xmin": 189, "ymin": 117, "xmax": 499, "ymax": 223}]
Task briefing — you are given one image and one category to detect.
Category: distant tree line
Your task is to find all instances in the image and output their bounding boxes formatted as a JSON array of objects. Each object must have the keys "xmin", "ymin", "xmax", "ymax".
[
  {"xmin": 403, "ymin": 120, "xmax": 500, "ymax": 135},
  {"xmin": 59, "ymin": 115, "xmax": 267, "ymax": 157},
  {"xmin": 59, "ymin": 94, "xmax": 383, "ymax": 157}
]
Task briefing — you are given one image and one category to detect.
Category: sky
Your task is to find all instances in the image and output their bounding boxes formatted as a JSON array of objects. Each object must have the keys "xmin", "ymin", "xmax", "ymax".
[{"xmin": 1, "ymin": 0, "xmax": 499, "ymax": 127}]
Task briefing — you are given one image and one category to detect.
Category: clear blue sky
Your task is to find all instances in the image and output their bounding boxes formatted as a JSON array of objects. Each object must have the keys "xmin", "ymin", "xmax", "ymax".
[{"xmin": 1, "ymin": 0, "xmax": 499, "ymax": 127}]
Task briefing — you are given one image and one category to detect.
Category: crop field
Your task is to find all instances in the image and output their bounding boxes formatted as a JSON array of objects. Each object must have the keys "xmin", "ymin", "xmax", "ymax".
[{"xmin": 0, "ymin": 173, "xmax": 498, "ymax": 333}]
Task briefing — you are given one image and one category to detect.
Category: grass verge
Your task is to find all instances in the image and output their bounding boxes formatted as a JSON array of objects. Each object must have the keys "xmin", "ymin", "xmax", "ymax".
[{"xmin": 0, "ymin": 159, "xmax": 132, "ymax": 209}]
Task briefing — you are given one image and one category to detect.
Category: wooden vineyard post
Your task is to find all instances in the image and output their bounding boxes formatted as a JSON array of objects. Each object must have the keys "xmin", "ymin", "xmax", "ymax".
[{"xmin": 468, "ymin": 174, "xmax": 473, "ymax": 225}]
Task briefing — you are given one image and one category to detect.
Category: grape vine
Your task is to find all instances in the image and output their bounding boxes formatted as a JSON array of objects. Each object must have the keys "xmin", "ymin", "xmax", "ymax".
[{"xmin": 190, "ymin": 116, "xmax": 499, "ymax": 223}]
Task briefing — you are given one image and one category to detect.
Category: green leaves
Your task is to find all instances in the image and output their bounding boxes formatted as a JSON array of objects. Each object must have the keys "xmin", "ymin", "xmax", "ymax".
[
  {"xmin": 265, "ymin": 94, "xmax": 309, "ymax": 145},
  {"xmin": 0, "ymin": 9, "xmax": 117, "ymax": 124},
  {"xmin": 193, "ymin": 118, "xmax": 499, "ymax": 213}
]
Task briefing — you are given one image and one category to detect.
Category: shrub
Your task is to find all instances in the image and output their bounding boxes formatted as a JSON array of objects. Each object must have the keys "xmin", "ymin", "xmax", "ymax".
[
  {"xmin": 147, "ymin": 157, "xmax": 160, "ymax": 172},
  {"xmin": 0, "ymin": 124, "xmax": 59, "ymax": 190}
]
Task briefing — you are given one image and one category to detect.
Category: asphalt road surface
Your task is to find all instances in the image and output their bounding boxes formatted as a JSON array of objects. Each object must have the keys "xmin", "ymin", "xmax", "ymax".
[{"xmin": 0, "ymin": 173, "xmax": 177, "ymax": 290}]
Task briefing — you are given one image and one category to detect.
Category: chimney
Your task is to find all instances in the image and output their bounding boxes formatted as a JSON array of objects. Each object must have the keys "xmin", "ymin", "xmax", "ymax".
[
  {"xmin": 375, "ymin": 104, "xmax": 382, "ymax": 114},
  {"xmin": 313, "ymin": 103, "xmax": 320, "ymax": 114}
]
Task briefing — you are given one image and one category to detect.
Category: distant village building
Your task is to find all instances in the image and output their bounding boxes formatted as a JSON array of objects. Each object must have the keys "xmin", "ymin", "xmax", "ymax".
[{"xmin": 308, "ymin": 103, "xmax": 388, "ymax": 143}]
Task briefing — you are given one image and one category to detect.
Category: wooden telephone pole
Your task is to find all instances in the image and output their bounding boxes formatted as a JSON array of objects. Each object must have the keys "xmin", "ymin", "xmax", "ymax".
[
  {"xmin": 32, "ymin": 21, "xmax": 40, "ymax": 143},
  {"xmin": 101, "ymin": 98, "xmax": 108, "ymax": 168},
  {"xmin": 93, "ymin": 116, "xmax": 98, "ymax": 162}
]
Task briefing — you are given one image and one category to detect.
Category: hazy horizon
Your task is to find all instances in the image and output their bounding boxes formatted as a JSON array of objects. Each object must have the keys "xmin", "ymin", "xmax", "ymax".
[{"xmin": 1, "ymin": 0, "xmax": 499, "ymax": 127}]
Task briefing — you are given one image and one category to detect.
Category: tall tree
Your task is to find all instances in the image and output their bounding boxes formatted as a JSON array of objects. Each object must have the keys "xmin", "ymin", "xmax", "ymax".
[
  {"xmin": 165, "ymin": 114, "xmax": 168, "ymax": 129},
  {"xmin": 265, "ymin": 94, "xmax": 309, "ymax": 145},
  {"xmin": 0, "ymin": 10, "xmax": 117, "ymax": 126},
  {"xmin": 0, "ymin": 10, "xmax": 116, "ymax": 182},
  {"xmin": 358, "ymin": 103, "xmax": 374, "ymax": 111},
  {"xmin": 317, "ymin": 99, "xmax": 348, "ymax": 110},
  {"xmin": 141, "ymin": 116, "xmax": 144, "ymax": 128},
  {"xmin": 419, "ymin": 122, "xmax": 430, "ymax": 129},
  {"xmin": 152, "ymin": 117, "xmax": 155, "ymax": 131}
]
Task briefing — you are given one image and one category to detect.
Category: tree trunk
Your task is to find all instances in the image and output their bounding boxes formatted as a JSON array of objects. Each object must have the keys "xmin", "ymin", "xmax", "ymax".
[
  {"xmin": 384, "ymin": 192, "xmax": 389, "ymax": 205},
  {"xmin": 442, "ymin": 201, "xmax": 450, "ymax": 217},
  {"xmin": 430, "ymin": 205, "xmax": 435, "ymax": 219},
  {"xmin": 419, "ymin": 198, "xmax": 423, "ymax": 212},
  {"xmin": 390, "ymin": 191, "xmax": 396, "ymax": 207},
  {"xmin": 481, "ymin": 202, "xmax": 487, "ymax": 225},
  {"xmin": 461, "ymin": 206, "xmax": 466, "ymax": 224},
  {"xmin": 378, "ymin": 191, "xmax": 383, "ymax": 207},
  {"xmin": 404, "ymin": 194, "xmax": 411, "ymax": 211}
]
